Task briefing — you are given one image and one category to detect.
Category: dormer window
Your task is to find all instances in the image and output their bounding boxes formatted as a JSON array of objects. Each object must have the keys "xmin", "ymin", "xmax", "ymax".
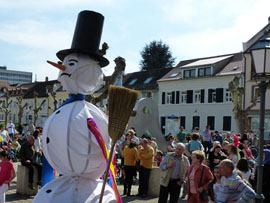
[
  {"xmin": 169, "ymin": 72, "xmax": 179, "ymax": 78},
  {"xmin": 144, "ymin": 77, "xmax": 153, "ymax": 84},
  {"xmin": 198, "ymin": 67, "xmax": 211, "ymax": 77},
  {"xmin": 184, "ymin": 69, "xmax": 195, "ymax": 78},
  {"xmin": 128, "ymin": 79, "xmax": 137, "ymax": 85}
]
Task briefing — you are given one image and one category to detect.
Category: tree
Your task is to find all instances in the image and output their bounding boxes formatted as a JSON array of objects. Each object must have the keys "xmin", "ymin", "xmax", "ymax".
[
  {"xmin": 33, "ymin": 92, "xmax": 46, "ymax": 126},
  {"xmin": 228, "ymin": 76, "xmax": 259, "ymax": 134},
  {"xmin": 140, "ymin": 40, "xmax": 175, "ymax": 71},
  {"xmin": 0, "ymin": 94, "xmax": 11, "ymax": 125},
  {"xmin": 16, "ymin": 96, "xmax": 28, "ymax": 126}
]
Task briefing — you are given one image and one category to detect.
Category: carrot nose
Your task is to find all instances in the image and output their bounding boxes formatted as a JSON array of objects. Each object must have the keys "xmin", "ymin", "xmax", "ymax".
[{"xmin": 47, "ymin": 60, "xmax": 66, "ymax": 71}]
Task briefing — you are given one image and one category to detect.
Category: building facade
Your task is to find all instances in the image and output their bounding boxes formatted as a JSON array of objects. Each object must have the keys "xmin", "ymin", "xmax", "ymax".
[
  {"xmin": 158, "ymin": 53, "xmax": 243, "ymax": 135},
  {"xmin": 0, "ymin": 66, "xmax": 32, "ymax": 85},
  {"xmin": 243, "ymin": 19, "xmax": 270, "ymax": 139}
]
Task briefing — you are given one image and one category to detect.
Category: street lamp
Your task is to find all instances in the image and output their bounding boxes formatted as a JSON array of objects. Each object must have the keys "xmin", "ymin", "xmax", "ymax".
[{"xmin": 250, "ymin": 33, "xmax": 270, "ymax": 202}]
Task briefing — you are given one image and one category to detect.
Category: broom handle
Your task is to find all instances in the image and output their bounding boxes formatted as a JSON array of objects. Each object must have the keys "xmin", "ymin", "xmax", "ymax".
[{"xmin": 99, "ymin": 141, "xmax": 116, "ymax": 203}]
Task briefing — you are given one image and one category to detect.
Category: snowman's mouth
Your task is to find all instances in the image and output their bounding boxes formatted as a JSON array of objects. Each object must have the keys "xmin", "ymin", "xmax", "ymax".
[{"xmin": 60, "ymin": 73, "xmax": 72, "ymax": 77}]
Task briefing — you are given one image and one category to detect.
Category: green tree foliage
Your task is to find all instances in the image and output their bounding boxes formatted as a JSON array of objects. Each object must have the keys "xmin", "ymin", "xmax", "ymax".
[{"xmin": 140, "ymin": 40, "xmax": 175, "ymax": 71}]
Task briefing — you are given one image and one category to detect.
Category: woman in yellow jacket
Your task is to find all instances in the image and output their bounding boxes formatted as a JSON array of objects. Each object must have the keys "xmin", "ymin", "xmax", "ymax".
[
  {"xmin": 122, "ymin": 137, "xmax": 139, "ymax": 196},
  {"xmin": 137, "ymin": 138, "xmax": 154, "ymax": 198}
]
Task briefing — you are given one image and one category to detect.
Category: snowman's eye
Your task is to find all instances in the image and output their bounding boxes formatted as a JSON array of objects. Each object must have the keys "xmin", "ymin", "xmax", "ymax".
[{"xmin": 68, "ymin": 59, "xmax": 78, "ymax": 66}]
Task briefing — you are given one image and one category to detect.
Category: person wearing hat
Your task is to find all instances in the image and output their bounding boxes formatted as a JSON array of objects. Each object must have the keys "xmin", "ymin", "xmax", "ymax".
[{"xmin": 122, "ymin": 137, "xmax": 138, "ymax": 196}]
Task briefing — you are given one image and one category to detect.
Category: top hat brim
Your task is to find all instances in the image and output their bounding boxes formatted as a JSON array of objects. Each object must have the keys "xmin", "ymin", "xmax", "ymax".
[{"xmin": 56, "ymin": 49, "xmax": 109, "ymax": 68}]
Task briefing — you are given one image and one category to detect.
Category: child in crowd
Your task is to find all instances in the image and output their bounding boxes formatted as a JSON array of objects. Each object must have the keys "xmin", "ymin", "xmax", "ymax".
[
  {"xmin": 154, "ymin": 150, "xmax": 163, "ymax": 166},
  {"xmin": 209, "ymin": 165, "xmax": 222, "ymax": 202},
  {"xmin": 228, "ymin": 144, "xmax": 240, "ymax": 166},
  {"xmin": 0, "ymin": 150, "xmax": 16, "ymax": 203},
  {"xmin": 243, "ymin": 140, "xmax": 255, "ymax": 166},
  {"xmin": 185, "ymin": 133, "xmax": 204, "ymax": 158}
]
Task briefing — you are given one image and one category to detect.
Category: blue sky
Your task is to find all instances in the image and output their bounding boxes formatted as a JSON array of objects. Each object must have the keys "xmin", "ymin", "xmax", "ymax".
[{"xmin": 0, "ymin": 0, "xmax": 270, "ymax": 81}]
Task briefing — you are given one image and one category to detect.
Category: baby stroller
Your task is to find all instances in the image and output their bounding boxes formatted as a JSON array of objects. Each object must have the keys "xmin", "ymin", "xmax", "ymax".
[{"xmin": 2, "ymin": 144, "xmax": 18, "ymax": 162}]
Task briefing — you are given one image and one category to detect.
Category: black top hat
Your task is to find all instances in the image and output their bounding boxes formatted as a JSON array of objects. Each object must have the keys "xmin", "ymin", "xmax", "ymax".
[{"xmin": 56, "ymin": 10, "xmax": 109, "ymax": 67}]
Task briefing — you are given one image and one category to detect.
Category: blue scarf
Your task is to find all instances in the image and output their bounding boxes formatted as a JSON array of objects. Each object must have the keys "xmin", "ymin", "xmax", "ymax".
[
  {"xmin": 61, "ymin": 94, "xmax": 85, "ymax": 107},
  {"xmin": 42, "ymin": 94, "xmax": 85, "ymax": 187}
]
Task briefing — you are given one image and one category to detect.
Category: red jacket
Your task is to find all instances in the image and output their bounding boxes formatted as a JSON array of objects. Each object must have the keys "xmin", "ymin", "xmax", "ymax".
[{"xmin": 187, "ymin": 163, "xmax": 213, "ymax": 195}]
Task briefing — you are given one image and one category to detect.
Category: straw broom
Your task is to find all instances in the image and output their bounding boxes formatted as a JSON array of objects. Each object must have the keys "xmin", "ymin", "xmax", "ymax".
[{"xmin": 99, "ymin": 85, "xmax": 139, "ymax": 203}]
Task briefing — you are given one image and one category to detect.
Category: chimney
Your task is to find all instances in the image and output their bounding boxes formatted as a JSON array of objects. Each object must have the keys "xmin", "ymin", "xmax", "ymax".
[{"xmin": 45, "ymin": 76, "xmax": 49, "ymax": 82}]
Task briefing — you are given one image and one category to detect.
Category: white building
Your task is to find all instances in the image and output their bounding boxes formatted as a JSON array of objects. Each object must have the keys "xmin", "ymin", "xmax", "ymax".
[
  {"xmin": 243, "ymin": 18, "xmax": 270, "ymax": 139},
  {"xmin": 158, "ymin": 53, "xmax": 243, "ymax": 135}
]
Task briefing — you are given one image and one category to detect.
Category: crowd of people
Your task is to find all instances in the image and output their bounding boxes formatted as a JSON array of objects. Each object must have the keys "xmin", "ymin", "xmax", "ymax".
[
  {"xmin": 0, "ymin": 119, "xmax": 269, "ymax": 203},
  {"xmin": 0, "ymin": 120, "xmax": 43, "ymax": 202},
  {"xmin": 117, "ymin": 125, "xmax": 269, "ymax": 203}
]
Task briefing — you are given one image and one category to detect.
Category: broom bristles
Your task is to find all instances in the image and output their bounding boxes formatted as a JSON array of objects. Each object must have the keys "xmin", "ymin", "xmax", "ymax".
[{"xmin": 108, "ymin": 85, "xmax": 139, "ymax": 142}]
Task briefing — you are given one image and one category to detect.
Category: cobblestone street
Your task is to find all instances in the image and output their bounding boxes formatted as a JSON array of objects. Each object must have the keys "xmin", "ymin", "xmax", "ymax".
[{"xmin": 6, "ymin": 163, "xmax": 187, "ymax": 203}]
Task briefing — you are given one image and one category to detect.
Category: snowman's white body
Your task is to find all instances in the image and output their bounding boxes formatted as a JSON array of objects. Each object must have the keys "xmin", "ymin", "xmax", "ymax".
[
  {"xmin": 34, "ymin": 101, "xmax": 116, "ymax": 202},
  {"xmin": 34, "ymin": 54, "xmax": 117, "ymax": 202}
]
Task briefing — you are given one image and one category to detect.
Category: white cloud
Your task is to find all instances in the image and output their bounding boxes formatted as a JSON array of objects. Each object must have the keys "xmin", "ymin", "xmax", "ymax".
[
  {"xmin": 0, "ymin": 19, "xmax": 72, "ymax": 51},
  {"xmin": 164, "ymin": 0, "xmax": 270, "ymax": 61}
]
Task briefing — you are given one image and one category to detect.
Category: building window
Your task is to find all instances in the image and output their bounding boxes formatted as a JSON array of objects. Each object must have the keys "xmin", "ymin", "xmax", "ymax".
[
  {"xmin": 180, "ymin": 91, "xmax": 187, "ymax": 103},
  {"xmin": 252, "ymin": 86, "xmax": 261, "ymax": 102},
  {"xmin": 208, "ymin": 89, "xmax": 216, "ymax": 103},
  {"xmin": 184, "ymin": 69, "xmax": 196, "ymax": 78},
  {"xmin": 193, "ymin": 116, "xmax": 200, "ymax": 129},
  {"xmin": 169, "ymin": 72, "xmax": 179, "ymax": 78},
  {"xmin": 194, "ymin": 90, "xmax": 201, "ymax": 103},
  {"xmin": 225, "ymin": 89, "xmax": 232, "ymax": 102},
  {"xmin": 198, "ymin": 67, "xmax": 211, "ymax": 77},
  {"xmin": 223, "ymin": 116, "xmax": 231, "ymax": 131},
  {"xmin": 144, "ymin": 77, "xmax": 153, "ymax": 84},
  {"xmin": 166, "ymin": 92, "xmax": 173, "ymax": 104},
  {"xmin": 128, "ymin": 79, "xmax": 137, "ymax": 85},
  {"xmin": 207, "ymin": 116, "xmax": 215, "ymax": 130}
]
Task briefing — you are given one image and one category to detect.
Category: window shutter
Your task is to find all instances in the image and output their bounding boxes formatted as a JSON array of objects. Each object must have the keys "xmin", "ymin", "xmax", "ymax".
[
  {"xmin": 223, "ymin": 116, "xmax": 231, "ymax": 131},
  {"xmin": 187, "ymin": 90, "xmax": 193, "ymax": 103},
  {"xmin": 161, "ymin": 116, "xmax": 166, "ymax": 134},
  {"xmin": 207, "ymin": 116, "xmax": 215, "ymax": 130},
  {"xmin": 180, "ymin": 116, "xmax": 186, "ymax": 129},
  {"xmin": 176, "ymin": 91, "xmax": 180, "ymax": 104},
  {"xmin": 208, "ymin": 89, "xmax": 213, "ymax": 103},
  {"xmin": 172, "ymin": 91, "xmax": 175, "ymax": 104},
  {"xmin": 162, "ymin": 92, "xmax": 165, "ymax": 104},
  {"xmin": 201, "ymin": 89, "xmax": 205, "ymax": 103},
  {"xmin": 192, "ymin": 116, "xmax": 200, "ymax": 129},
  {"xmin": 216, "ymin": 88, "xmax": 224, "ymax": 103}
]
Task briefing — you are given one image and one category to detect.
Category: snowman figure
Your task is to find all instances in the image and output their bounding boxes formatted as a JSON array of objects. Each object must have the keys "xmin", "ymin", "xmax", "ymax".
[{"xmin": 33, "ymin": 11, "xmax": 117, "ymax": 203}]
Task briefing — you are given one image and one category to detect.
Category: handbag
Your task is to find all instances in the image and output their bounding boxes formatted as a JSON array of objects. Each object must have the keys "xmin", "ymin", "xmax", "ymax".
[{"xmin": 199, "ymin": 166, "xmax": 209, "ymax": 201}]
